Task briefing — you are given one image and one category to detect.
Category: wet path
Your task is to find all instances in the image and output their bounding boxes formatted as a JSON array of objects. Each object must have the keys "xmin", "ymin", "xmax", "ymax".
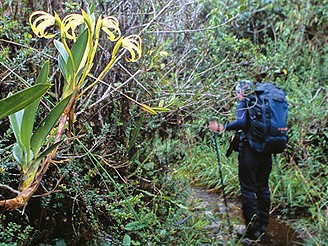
[{"xmin": 190, "ymin": 187, "xmax": 305, "ymax": 245}]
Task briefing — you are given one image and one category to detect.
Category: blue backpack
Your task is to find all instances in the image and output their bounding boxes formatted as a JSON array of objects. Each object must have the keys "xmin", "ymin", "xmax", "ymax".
[{"xmin": 245, "ymin": 83, "xmax": 288, "ymax": 154}]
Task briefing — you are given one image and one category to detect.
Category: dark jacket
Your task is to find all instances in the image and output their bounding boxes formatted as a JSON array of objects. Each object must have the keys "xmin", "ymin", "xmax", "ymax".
[{"xmin": 225, "ymin": 99, "xmax": 247, "ymax": 131}]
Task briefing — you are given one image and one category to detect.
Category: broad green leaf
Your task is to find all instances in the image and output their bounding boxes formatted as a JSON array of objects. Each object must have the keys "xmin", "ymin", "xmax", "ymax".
[
  {"xmin": 31, "ymin": 95, "xmax": 72, "ymax": 156},
  {"xmin": 90, "ymin": 2, "xmax": 95, "ymax": 13},
  {"xmin": 66, "ymin": 57, "xmax": 74, "ymax": 82},
  {"xmin": 71, "ymin": 29, "xmax": 88, "ymax": 71},
  {"xmin": 13, "ymin": 143, "xmax": 24, "ymax": 165},
  {"xmin": 36, "ymin": 61, "xmax": 50, "ymax": 84},
  {"xmin": 54, "ymin": 40, "xmax": 73, "ymax": 82},
  {"xmin": 54, "ymin": 40, "xmax": 69, "ymax": 61},
  {"xmin": 58, "ymin": 54, "xmax": 67, "ymax": 79},
  {"xmin": 9, "ymin": 109, "xmax": 24, "ymax": 144},
  {"xmin": 20, "ymin": 98, "xmax": 40, "ymax": 159},
  {"xmin": 0, "ymin": 84, "xmax": 51, "ymax": 120},
  {"xmin": 122, "ymin": 234, "xmax": 131, "ymax": 246},
  {"xmin": 21, "ymin": 62, "xmax": 50, "ymax": 157},
  {"xmin": 62, "ymin": 74, "xmax": 73, "ymax": 98}
]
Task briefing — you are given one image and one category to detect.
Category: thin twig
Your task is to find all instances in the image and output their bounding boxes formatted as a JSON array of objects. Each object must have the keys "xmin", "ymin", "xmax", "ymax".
[
  {"xmin": 118, "ymin": 62, "xmax": 153, "ymax": 96},
  {"xmin": 0, "ymin": 184, "xmax": 20, "ymax": 195},
  {"xmin": 139, "ymin": 0, "xmax": 176, "ymax": 35},
  {"xmin": 32, "ymin": 176, "xmax": 65, "ymax": 198},
  {"xmin": 144, "ymin": 14, "xmax": 240, "ymax": 34}
]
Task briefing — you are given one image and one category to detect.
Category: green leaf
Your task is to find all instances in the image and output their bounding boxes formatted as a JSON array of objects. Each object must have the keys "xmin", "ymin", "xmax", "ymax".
[
  {"xmin": 20, "ymin": 98, "xmax": 40, "ymax": 159},
  {"xmin": 13, "ymin": 143, "xmax": 24, "ymax": 165},
  {"xmin": 124, "ymin": 220, "xmax": 148, "ymax": 231},
  {"xmin": 158, "ymin": 99, "xmax": 164, "ymax": 107},
  {"xmin": 32, "ymin": 140, "xmax": 62, "ymax": 165},
  {"xmin": 54, "ymin": 40, "xmax": 73, "ymax": 82},
  {"xmin": 0, "ymin": 84, "xmax": 51, "ymax": 120},
  {"xmin": 122, "ymin": 234, "xmax": 131, "ymax": 246},
  {"xmin": 66, "ymin": 57, "xmax": 74, "ymax": 82},
  {"xmin": 58, "ymin": 54, "xmax": 67, "ymax": 79},
  {"xmin": 152, "ymin": 107, "xmax": 170, "ymax": 113},
  {"xmin": 9, "ymin": 109, "xmax": 24, "ymax": 144},
  {"xmin": 54, "ymin": 40, "xmax": 69, "ymax": 61},
  {"xmin": 239, "ymin": 5, "xmax": 248, "ymax": 12},
  {"xmin": 20, "ymin": 62, "xmax": 50, "ymax": 158},
  {"xmin": 71, "ymin": 29, "xmax": 88, "ymax": 71},
  {"xmin": 140, "ymin": 104, "xmax": 157, "ymax": 115},
  {"xmin": 166, "ymin": 95, "xmax": 178, "ymax": 108},
  {"xmin": 76, "ymin": 66, "xmax": 85, "ymax": 82},
  {"xmin": 36, "ymin": 61, "xmax": 50, "ymax": 84},
  {"xmin": 31, "ymin": 95, "xmax": 72, "ymax": 156}
]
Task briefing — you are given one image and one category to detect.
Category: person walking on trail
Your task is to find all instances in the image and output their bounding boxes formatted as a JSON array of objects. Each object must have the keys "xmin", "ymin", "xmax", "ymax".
[{"xmin": 209, "ymin": 80, "xmax": 272, "ymax": 241}]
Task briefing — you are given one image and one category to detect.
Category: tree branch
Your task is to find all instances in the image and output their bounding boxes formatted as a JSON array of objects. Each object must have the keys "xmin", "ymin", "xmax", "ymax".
[{"xmin": 0, "ymin": 184, "xmax": 20, "ymax": 195}]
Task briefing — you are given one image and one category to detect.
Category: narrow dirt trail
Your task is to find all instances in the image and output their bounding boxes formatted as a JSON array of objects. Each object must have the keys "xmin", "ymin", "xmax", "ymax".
[{"xmin": 190, "ymin": 187, "xmax": 305, "ymax": 245}]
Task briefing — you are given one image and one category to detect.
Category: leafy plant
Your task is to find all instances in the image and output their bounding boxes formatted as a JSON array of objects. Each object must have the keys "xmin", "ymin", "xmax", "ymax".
[
  {"xmin": 0, "ymin": 221, "xmax": 34, "ymax": 245},
  {"xmin": 0, "ymin": 4, "xmax": 144, "ymax": 211}
]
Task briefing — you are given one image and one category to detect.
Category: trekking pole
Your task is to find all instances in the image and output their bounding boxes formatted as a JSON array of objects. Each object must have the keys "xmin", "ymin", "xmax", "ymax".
[{"xmin": 213, "ymin": 132, "xmax": 233, "ymax": 234}]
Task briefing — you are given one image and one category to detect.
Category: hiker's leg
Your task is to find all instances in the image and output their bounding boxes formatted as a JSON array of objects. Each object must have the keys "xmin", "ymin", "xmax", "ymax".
[
  {"xmin": 238, "ymin": 147, "xmax": 260, "ymax": 238},
  {"xmin": 256, "ymin": 155, "xmax": 272, "ymax": 233}
]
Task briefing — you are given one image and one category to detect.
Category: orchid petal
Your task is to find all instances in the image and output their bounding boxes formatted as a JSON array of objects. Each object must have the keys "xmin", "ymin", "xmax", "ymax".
[
  {"xmin": 62, "ymin": 14, "xmax": 85, "ymax": 42},
  {"xmin": 29, "ymin": 11, "xmax": 56, "ymax": 38},
  {"xmin": 122, "ymin": 35, "xmax": 142, "ymax": 62},
  {"xmin": 101, "ymin": 16, "xmax": 121, "ymax": 41}
]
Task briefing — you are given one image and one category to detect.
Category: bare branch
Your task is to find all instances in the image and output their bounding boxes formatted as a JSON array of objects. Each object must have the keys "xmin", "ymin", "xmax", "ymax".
[{"xmin": 0, "ymin": 184, "xmax": 20, "ymax": 195}]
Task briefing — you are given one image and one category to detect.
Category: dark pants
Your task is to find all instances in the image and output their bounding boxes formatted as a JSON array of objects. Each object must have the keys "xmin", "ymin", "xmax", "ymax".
[{"xmin": 238, "ymin": 145, "xmax": 272, "ymax": 235}]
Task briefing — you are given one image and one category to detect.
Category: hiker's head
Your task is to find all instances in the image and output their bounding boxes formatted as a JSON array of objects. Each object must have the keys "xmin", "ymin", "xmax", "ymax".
[{"xmin": 235, "ymin": 80, "xmax": 254, "ymax": 97}]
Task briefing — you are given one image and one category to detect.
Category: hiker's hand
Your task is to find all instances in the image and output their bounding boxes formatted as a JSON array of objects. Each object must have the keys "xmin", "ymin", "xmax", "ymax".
[
  {"xmin": 209, "ymin": 121, "xmax": 218, "ymax": 132},
  {"xmin": 209, "ymin": 121, "xmax": 225, "ymax": 132},
  {"xmin": 218, "ymin": 124, "xmax": 225, "ymax": 132}
]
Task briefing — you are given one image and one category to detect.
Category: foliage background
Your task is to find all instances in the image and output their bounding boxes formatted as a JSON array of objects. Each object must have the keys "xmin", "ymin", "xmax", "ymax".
[{"xmin": 0, "ymin": 0, "xmax": 327, "ymax": 245}]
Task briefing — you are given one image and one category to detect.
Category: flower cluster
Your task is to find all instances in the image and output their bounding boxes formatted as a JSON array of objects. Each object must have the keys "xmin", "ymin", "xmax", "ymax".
[{"xmin": 29, "ymin": 10, "xmax": 141, "ymax": 62}]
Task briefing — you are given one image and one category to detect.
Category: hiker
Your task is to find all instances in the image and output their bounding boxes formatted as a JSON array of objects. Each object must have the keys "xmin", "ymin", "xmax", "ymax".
[{"xmin": 209, "ymin": 80, "xmax": 272, "ymax": 240}]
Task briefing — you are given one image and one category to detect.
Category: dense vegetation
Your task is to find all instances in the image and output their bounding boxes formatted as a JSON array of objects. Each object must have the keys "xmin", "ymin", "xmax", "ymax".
[{"xmin": 0, "ymin": 0, "xmax": 327, "ymax": 245}]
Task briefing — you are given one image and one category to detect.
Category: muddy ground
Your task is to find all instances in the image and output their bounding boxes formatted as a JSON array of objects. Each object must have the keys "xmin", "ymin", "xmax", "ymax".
[{"xmin": 189, "ymin": 187, "xmax": 306, "ymax": 246}]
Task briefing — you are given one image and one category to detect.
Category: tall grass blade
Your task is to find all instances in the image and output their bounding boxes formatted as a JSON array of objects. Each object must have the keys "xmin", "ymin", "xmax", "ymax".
[{"xmin": 127, "ymin": 115, "xmax": 144, "ymax": 151}]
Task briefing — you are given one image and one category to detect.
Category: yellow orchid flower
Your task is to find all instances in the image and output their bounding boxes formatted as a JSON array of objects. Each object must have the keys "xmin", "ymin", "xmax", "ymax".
[
  {"xmin": 122, "ymin": 35, "xmax": 142, "ymax": 62},
  {"xmin": 101, "ymin": 16, "xmax": 121, "ymax": 41},
  {"xmin": 62, "ymin": 14, "xmax": 85, "ymax": 42},
  {"xmin": 29, "ymin": 11, "xmax": 57, "ymax": 38}
]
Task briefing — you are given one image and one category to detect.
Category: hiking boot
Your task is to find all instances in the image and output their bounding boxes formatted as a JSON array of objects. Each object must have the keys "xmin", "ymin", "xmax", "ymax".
[
  {"xmin": 236, "ymin": 226, "xmax": 261, "ymax": 240},
  {"xmin": 240, "ymin": 237, "xmax": 258, "ymax": 246},
  {"xmin": 248, "ymin": 230, "xmax": 261, "ymax": 240},
  {"xmin": 237, "ymin": 226, "xmax": 246, "ymax": 238},
  {"xmin": 259, "ymin": 224, "xmax": 268, "ymax": 235}
]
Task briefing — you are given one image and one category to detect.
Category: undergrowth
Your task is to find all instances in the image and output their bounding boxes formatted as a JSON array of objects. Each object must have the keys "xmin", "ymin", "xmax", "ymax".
[{"xmin": 175, "ymin": 125, "xmax": 328, "ymax": 245}]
